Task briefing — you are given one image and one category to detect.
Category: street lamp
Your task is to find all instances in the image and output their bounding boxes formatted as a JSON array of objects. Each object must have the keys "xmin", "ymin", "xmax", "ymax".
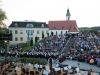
[{"xmin": 4, "ymin": 40, "xmax": 7, "ymax": 59}]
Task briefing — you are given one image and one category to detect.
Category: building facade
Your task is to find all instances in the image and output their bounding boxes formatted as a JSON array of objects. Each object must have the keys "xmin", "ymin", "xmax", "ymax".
[
  {"xmin": 9, "ymin": 21, "xmax": 49, "ymax": 45},
  {"xmin": 48, "ymin": 8, "xmax": 79, "ymax": 35}
]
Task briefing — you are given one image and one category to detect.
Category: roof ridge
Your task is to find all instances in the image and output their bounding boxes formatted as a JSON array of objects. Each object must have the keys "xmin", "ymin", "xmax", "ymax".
[
  {"xmin": 49, "ymin": 20, "xmax": 76, "ymax": 22},
  {"xmin": 12, "ymin": 21, "xmax": 46, "ymax": 23}
]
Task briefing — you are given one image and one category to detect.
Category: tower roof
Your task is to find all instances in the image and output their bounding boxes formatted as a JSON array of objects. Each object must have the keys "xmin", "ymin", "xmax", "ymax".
[{"xmin": 66, "ymin": 8, "xmax": 71, "ymax": 16}]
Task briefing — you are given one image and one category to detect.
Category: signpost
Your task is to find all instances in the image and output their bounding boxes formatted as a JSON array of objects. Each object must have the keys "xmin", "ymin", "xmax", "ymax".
[{"xmin": 0, "ymin": 34, "xmax": 12, "ymax": 40}]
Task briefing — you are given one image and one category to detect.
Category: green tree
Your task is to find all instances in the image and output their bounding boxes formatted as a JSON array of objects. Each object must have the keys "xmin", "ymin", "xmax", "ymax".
[
  {"xmin": 0, "ymin": 27, "xmax": 6, "ymax": 34},
  {"xmin": 42, "ymin": 33, "xmax": 44, "ymax": 39},
  {"xmin": 35, "ymin": 36, "xmax": 38, "ymax": 43},
  {"xmin": 30, "ymin": 38, "xmax": 33, "ymax": 46},
  {"xmin": 89, "ymin": 30, "xmax": 98, "ymax": 34},
  {"xmin": 0, "ymin": 8, "xmax": 7, "ymax": 27}
]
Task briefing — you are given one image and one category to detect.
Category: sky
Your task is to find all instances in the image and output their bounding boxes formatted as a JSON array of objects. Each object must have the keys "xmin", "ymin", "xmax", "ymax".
[{"xmin": 1, "ymin": 0, "xmax": 100, "ymax": 27}]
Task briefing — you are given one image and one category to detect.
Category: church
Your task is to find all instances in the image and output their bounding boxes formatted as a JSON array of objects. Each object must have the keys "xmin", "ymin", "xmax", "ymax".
[{"xmin": 48, "ymin": 8, "xmax": 79, "ymax": 35}]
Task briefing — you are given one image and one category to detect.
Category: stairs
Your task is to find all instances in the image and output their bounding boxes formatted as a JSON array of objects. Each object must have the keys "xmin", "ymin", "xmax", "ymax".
[{"xmin": 61, "ymin": 37, "xmax": 73, "ymax": 54}]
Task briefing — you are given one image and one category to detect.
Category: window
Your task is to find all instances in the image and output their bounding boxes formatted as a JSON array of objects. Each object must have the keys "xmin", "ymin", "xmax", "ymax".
[
  {"xmin": 27, "ymin": 37, "xmax": 29, "ymax": 41},
  {"xmin": 56, "ymin": 31, "xmax": 57, "ymax": 35},
  {"xmin": 15, "ymin": 30, "xmax": 18, "ymax": 34},
  {"xmin": 41, "ymin": 24, "xmax": 44, "ymax": 27},
  {"xmin": 37, "ymin": 37, "xmax": 40, "ymax": 41},
  {"xmin": 14, "ymin": 23, "xmax": 18, "ymax": 27},
  {"xmin": 20, "ymin": 37, "xmax": 23, "ymax": 41},
  {"xmin": 30, "ymin": 24, "xmax": 34, "ymax": 27},
  {"xmin": 9, "ymin": 30, "xmax": 12, "ymax": 34},
  {"xmin": 37, "ymin": 30, "xmax": 39, "ymax": 34},
  {"xmin": 31, "ymin": 30, "xmax": 34, "ymax": 35},
  {"xmin": 61, "ymin": 31, "xmax": 62, "ymax": 34},
  {"xmin": 46, "ymin": 30, "xmax": 48, "ymax": 34},
  {"xmin": 26, "ymin": 24, "xmax": 30, "ymax": 27},
  {"xmin": 42, "ymin": 30, "xmax": 44, "ymax": 34},
  {"xmin": 20, "ymin": 30, "xmax": 23, "ymax": 34},
  {"xmin": 66, "ymin": 31, "xmax": 67, "ymax": 34},
  {"xmin": 30, "ymin": 37, "xmax": 33, "ymax": 40},
  {"xmin": 15, "ymin": 37, "xmax": 18, "ymax": 41}
]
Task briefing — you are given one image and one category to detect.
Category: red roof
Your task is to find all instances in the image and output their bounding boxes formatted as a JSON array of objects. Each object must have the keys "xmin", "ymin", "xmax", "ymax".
[{"xmin": 48, "ymin": 20, "xmax": 79, "ymax": 32}]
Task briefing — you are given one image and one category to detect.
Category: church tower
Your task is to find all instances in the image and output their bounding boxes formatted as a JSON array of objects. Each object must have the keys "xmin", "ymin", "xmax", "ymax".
[{"xmin": 66, "ymin": 8, "xmax": 71, "ymax": 20}]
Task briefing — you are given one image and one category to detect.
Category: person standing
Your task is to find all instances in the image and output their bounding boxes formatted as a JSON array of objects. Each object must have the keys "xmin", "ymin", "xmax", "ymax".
[{"xmin": 49, "ymin": 57, "xmax": 52, "ymax": 67}]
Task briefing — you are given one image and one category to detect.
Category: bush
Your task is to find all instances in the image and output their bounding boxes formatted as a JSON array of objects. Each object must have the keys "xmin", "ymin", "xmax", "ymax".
[{"xmin": 21, "ymin": 58, "xmax": 47, "ymax": 65}]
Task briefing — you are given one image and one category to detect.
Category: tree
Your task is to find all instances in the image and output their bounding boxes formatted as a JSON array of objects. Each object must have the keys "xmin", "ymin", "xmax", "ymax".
[
  {"xmin": 0, "ymin": 8, "xmax": 7, "ymax": 27},
  {"xmin": 89, "ymin": 30, "xmax": 98, "ymax": 34},
  {"xmin": 0, "ymin": 27, "xmax": 6, "ymax": 34},
  {"xmin": 30, "ymin": 38, "xmax": 33, "ymax": 46},
  {"xmin": 35, "ymin": 36, "xmax": 38, "ymax": 43},
  {"xmin": 42, "ymin": 33, "xmax": 44, "ymax": 39}
]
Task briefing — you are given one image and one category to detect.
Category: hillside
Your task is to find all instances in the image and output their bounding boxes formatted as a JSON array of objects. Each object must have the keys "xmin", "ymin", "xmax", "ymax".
[{"xmin": 79, "ymin": 26, "xmax": 100, "ymax": 31}]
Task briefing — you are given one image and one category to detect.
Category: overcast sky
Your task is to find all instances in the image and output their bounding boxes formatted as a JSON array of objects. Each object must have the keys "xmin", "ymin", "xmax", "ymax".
[{"xmin": 1, "ymin": 0, "xmax": 100, "ymax": 27}]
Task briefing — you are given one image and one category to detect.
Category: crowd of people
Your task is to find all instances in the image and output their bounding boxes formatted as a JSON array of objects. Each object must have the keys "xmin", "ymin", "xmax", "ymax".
[
  {"xmin": 66, "ymin": 32, "xmax": 100, "ymax": 67},
  {"xmin": 0, "ymin": 34, "xmax": 70, "ymax": 61}
]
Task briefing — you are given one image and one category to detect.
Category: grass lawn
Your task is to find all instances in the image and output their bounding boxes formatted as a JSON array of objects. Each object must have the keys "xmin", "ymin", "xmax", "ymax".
[
  {"xmin": 21, "ymin": 45, "xmax": 33, "ymax": 51},
  {"xmin": 20, "ymin": 58, "xmax": 47, "ymax": 65},
  {"xmin": 21, "ymin": 40, "xmax": 43, "ymax": 51}
]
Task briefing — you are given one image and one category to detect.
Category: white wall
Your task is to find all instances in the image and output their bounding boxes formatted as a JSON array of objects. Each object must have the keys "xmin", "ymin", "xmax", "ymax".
[
  {"xmin": 68, "ymin": 32, "xmax": 79, "ymax": 34},
  {"xmin": 49, "ymin": 30, "xmax": 68, "ymax": 35}
]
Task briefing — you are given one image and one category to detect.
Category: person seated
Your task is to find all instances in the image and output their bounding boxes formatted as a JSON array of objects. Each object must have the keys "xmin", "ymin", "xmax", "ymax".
[
  {"xmin": 77, "ymin": 72, "xmax": 82, "ymax": 75},
  {"xmin": 63, "ymin": 73, "xmax": 67, "ymax": 75},
  {"xmin": 56, "ymin": 62, "xmax": 59, "ymax": 68},
  {"xmin": 63, "ymin": 67, "xmax": 68, "ymax": 74},
  {"xmin": 13, "ymin": 70, "xmax": 17, "ymax": 75},
  {"xmin": 87, "ymin": 70, "xmax": 91, "ymax": 75},
  {"xmin": 43, "ymin": 69, "xmax": 49, "ymax": 75},
  {"xmin": 38, "ymin": 64, "xmax": 42, "ymax": 71},
  {"xmin": 72, "ymin": 68, "xmax": 77, "ymax": 74},
  {"xmin": 34, "ymin": 63, "xmax": 38, "ymax": 69},
  {"xmin": 55, "ymin": 67, "xmax": 61, "ymax": 74},
  {"xmin": 49, "ymin": 68, "xmax": 55, "ymax": 75},
  {"xmin": 21, "ymin": 71, "xmax": 24, "ymax": 75},
  {"xmin": 25, "ymin": 68, "xmax": 29, "ymax": 75},
  {"xmin": 30, "ymin": 71, "xmax": 34, "ymax": 75},
  {"xmin": 22, "ymin": 68, "xmax": 25, "ymax": 74},
  {"xmin": 97, "ymin": 57, "xmax": 100, "ymax": 66},
  {"xmin": 35, "ymin": 71, "xmax": 39, "ymax": 75},
  {"xmin": 83, "ymin": 71, "xmax": 88, "ymax": 75}
]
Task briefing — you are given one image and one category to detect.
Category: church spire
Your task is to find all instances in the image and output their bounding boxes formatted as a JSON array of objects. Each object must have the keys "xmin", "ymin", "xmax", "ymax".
[{"xmin": 66, "ymin": 7, "xmax": 71, "ymax": 20}]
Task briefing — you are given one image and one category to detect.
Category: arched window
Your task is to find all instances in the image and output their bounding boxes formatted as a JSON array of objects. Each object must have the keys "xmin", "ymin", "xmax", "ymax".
[
  {"xmin": 26, "ymin": 24, "xmax": 30, "ymax": 27},
  {"xmin": 30, "ymin": 24, "xmax": 34, "ymax": 27},
  {"xmin": 41, "ymin": 24, "xmax": 44, "ymax": 27},
  {"xmin": 14, "ymin": 23, "xmax": 18, "ymax": 27}
]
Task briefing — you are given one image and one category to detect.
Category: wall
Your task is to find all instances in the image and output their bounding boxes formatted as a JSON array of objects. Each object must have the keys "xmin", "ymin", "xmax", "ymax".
[
  {"xmin": 9, "ymin": 27, "xmax": 49, "ymax": 45},
  {"xmin": 49, "ymin": 30, "xmax": 68, "ymax": 35}
]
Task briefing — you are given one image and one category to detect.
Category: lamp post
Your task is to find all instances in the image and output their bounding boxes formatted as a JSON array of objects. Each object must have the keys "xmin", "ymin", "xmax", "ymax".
[{"xmin": 4, "ymin": 40, "xmax": 7, "ymax": 59}]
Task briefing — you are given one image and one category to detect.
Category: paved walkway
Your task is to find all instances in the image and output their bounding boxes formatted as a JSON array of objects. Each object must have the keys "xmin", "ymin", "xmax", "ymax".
[{"xmin": 45, "ymin": 59, "xmax": 100, "ymax": 73}]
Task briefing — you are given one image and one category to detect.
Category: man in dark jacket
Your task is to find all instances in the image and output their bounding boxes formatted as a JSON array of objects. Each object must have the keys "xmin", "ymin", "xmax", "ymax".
[{"xmin": 49, "ymin": 57, "xmax": 52, "ymax": 67}]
